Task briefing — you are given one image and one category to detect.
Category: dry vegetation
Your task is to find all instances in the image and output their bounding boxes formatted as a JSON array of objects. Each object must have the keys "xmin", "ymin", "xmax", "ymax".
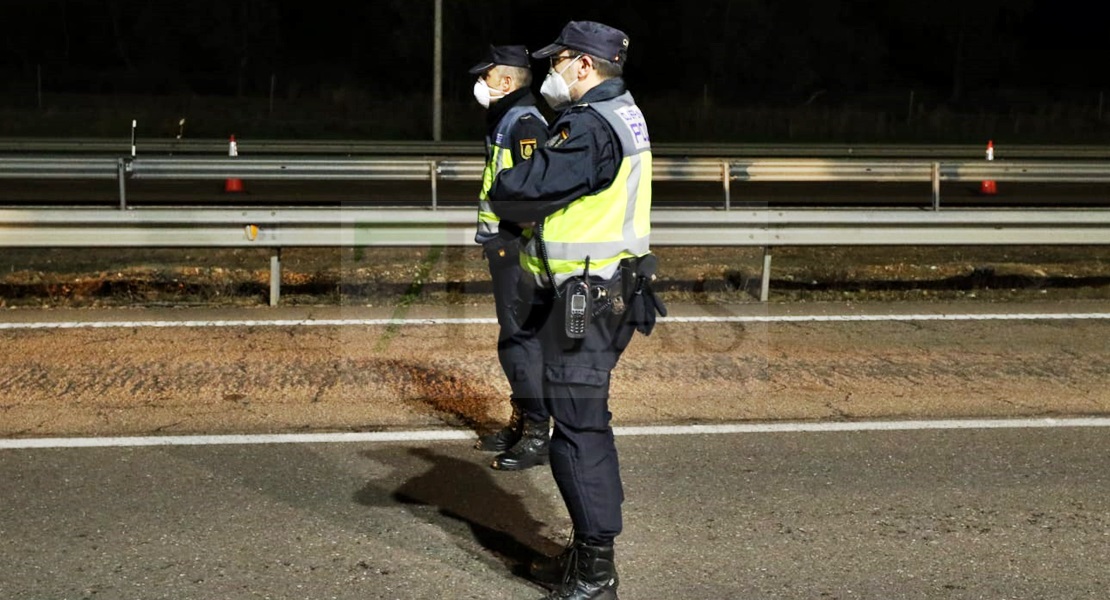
[{"xmin": 2, "ymin": 245, "xmax": 1109, "ymax": 309}]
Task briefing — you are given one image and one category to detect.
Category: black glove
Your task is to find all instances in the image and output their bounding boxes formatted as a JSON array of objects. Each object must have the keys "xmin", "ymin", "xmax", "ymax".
[
  {"xmin": 614, "ymin": 253, "xmax": 666, "ymax": 351},
  {"xmin": 632, "ymin": 280, "xmax": 667, "ymax": 336}
]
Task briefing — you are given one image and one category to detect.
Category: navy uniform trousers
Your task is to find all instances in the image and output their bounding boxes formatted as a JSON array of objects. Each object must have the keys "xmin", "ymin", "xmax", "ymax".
[
  {"xmin": 485, "ymin": 237, "xmax": 548, "ymax": 421},
  {"xmin": 517, "ymin": 279, "xmax": 628, "ymax": 545}
]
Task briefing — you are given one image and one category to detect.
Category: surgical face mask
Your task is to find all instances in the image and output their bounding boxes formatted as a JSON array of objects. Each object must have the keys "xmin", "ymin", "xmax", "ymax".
[
  {"xmin": 472, "ymin": 78, "xmax": 504, "ymax": 109},
  {"xmin": 540, "ymin": 55, "xmax": 581, "ymax": 110}
]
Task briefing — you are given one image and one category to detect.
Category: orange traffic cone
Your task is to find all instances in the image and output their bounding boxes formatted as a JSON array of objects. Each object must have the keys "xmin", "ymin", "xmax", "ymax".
[
  {"xmin": 979, "ymin": 140, "xmax": 997, "ymax": 196},
  {"xmin": 224, "ymin": 134, "xmax": 245, "ymax": 193}
]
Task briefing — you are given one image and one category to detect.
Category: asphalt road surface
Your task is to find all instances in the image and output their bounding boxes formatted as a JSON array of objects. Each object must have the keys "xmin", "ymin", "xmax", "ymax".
[
  {"xmin": 2, "ymin": 426, "xmax": 1108, "ymax": 599},
  {"xmin": 1, "ymin": 302, "xmax": 1109, "ymax": 599}
]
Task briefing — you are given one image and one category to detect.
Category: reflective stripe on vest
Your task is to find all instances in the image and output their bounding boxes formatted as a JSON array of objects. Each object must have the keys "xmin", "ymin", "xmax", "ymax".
[
  {"xmin": 477, "ymin": 105, "xmax": 545, "ymax": 243},
  {"xmin": 522, "ymin": 92, "xmax": 652, "ymax": 287}
]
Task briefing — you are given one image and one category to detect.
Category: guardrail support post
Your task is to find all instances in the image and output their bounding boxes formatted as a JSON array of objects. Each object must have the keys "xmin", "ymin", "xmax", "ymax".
[
  {"xmin": 931, "ymin": 162, "xmax": 941, "ymax": 210},
  {"xmin": 269, "ymin": 248, "xmax": 282, "ymax": 306},
  {"xmin": 760, "ymin": 246, "xmax": 773, "ymax": 302},
  {"xmin": 117, "ymin": 158, "xmax": 127, "ymax": 210},
  {"xmin": 430, "ymin": 161, "xmax": 439, "ymax": 210},
  {"xmin": 722, "ymin": 160, "xmax": 731, "ymax": 211}
]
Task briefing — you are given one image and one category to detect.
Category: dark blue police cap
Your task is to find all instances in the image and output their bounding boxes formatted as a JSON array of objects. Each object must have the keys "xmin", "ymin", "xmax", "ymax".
[
  {"xmin": 468, "ymin": 44, "xmax": 532, "ymax": 75},
  {"xmin": 532, "ymin": 21, "xmax": 630, "ymax": 64}
]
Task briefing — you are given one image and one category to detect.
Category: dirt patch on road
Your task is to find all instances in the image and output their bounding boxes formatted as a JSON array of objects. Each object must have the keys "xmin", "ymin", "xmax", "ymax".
[{"xmin": 2, "ymin": 317, "xmax": 1109, "ymax": 438}]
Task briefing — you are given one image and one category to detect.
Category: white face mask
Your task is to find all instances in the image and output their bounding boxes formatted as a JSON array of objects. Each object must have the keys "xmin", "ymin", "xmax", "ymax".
[
  {"xmin": 472, "ymin": 78, "xmax": 504, "ymax": 109},
  {"xmin": 540, "ymin": 55, "xmax": 581, "ymax": 110}
]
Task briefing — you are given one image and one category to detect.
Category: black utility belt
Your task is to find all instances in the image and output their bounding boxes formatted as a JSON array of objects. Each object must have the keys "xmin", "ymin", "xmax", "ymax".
[{"xmin": 556, "ymin": 274, "xmax": 622, "ymax": 300}]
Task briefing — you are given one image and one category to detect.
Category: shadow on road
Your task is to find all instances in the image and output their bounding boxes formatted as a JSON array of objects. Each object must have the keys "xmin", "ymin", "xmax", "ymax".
[{"xmin": 353, "ymin": 446, "xmax": 563, "ymax": 580}]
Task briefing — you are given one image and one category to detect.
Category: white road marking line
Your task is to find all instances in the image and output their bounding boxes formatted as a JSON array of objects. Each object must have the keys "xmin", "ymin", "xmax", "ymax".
[
  {"xmin": 616, "ymin": 417, "xmax": 1110, "ymax": 435},
  {"xmin": 2, "ymin": 417, "xmax": 1108, "ymax": 450},
  {"xmin": 2, "ymin": 312, "xmax": 1110, "ymax": 330},
  {"xmin": 0, "ymin": 318, "xmax": 498, "ymax": 330},
  {"xmin": 665, "ymin": 313, "xmax": 1110, "ymax": 323}
]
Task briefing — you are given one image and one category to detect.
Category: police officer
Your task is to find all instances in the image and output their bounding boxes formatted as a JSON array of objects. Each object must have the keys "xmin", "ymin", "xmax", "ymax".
[
  {"xmin": 468, "ymin": 44, "xmax": 553, "ymax": 471},
  {"xmin": 488, "ymin": 22, "xmax": 666, "ymax": 600}
]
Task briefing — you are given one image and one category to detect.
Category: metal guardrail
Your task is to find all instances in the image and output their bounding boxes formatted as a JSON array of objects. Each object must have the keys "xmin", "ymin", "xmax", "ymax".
[
  {"xmin": 2, "ymin": 154, "xmax": 1109, "ymax": 304},
  {"xmin": 3, "ymin": 208, "xmax": 1108, "ymax": 247},
  {"xmin": 4, "ymin": 137, "xmax": 1110, "ymax": 159},
  {"xmin": 4, "ymin": 156, "xmax": 1110, "ymax": 211},
  {"xmin": 3, "ymin": 207, "xmax": 1110, "ymax": 304}
]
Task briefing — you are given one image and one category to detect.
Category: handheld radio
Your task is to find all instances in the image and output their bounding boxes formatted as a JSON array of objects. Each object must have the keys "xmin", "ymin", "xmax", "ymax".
[{"xmin": 564, "ymin": 257, "xmax": 591, "ymax": 339}]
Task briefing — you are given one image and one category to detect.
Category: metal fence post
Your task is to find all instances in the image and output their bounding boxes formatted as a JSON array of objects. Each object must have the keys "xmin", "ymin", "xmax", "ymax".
[
  {"xmin": 931, "ymin": 162, "xmax": 940, "ymax": 211},
  {"xmin": 269, "ymin": 248, "xmax": 282, "ymax": 306},
  {"xmin": 117, "ymin": 158, "xmax": 127, "ymax": 210},
  {"xmin": 722, "ymin": 160, "xmax": 731, "ymax": 211},
  {"xmin": 760, "ymin": 246, "xmax": 773, "ymax": 302},
  {"xmin": 430, "ymin": 160, "xmax": 439, "ymax": 210}
]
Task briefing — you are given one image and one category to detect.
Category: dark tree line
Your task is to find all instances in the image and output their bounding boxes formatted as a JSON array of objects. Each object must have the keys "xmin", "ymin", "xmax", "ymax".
[{"xmin": 1, "ymin": 0, "xmax": 1107, "ymax": 106}]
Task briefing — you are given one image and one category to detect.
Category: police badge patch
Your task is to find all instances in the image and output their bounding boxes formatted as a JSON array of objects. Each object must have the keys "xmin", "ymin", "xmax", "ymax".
[{"xmin": 519, "ymin": 138, "xmax": 537, "ymax": 160}]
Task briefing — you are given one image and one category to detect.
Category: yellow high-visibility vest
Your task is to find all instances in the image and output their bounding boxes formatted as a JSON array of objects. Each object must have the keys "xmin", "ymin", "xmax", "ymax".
[{"xmin": 522, "ymin": 92, "xmax": 652, "ymax": 288}]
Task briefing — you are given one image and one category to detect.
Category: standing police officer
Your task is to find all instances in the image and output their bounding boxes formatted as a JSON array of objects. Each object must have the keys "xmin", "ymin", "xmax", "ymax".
[
  {"xmin": 488, "ymin": 22, "xmax": 666, "ymax": 600},
  {"xmin": 468, "ymin": 45, "xmax": 553, "ymax": 471}
]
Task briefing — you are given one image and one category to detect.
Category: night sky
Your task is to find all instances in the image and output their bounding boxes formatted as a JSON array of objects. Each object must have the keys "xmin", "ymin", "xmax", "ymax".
[{"xmin": 1, "ymin": 1, "xmax": 1108, "ymax": 141}]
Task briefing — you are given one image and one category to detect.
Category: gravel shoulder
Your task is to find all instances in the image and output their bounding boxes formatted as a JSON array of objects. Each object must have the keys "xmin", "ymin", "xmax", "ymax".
[
  {"xmin": 2, "ymin": 245, "xmax": 1109, "ymax": 439},
  {"xmin": 2, "ymin": 300, "xmax": 1109, "ymax": 438}
]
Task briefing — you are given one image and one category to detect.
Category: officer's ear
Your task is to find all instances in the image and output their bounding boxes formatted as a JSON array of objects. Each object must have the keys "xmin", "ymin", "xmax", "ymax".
[{"xmin": 576, "ymin": 55, "xmax": 594, "ymax": 80}]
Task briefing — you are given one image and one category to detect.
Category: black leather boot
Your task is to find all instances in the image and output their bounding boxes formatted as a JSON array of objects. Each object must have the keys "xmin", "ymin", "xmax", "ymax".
[
  {"xmin": 475, "ymin": 402, "xmax": 522, "ymax": 452},
  {"xmin": 490, "ymin": 418, "xmax": 549, "ymax": 471},
  {"xmin": 530, "ymin": 545, "xmax": 571, "ymax": 586},
  {"xmin": 538, "ymin": 543, "xmax": 619, "ymax": 600}
]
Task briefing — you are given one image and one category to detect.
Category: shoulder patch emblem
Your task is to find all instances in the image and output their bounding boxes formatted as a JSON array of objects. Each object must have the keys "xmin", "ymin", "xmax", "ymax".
[
  {"xmin": 614, "ymin": 105, "xmax": 650, "ymax": 149},
  {"xmin": 519, "ymin": 138, "xmax": 537, "ymax": 160}
]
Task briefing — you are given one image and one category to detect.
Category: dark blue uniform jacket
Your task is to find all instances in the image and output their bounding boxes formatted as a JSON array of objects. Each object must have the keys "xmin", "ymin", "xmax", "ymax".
[
  {"xmin": 488, "ymin": 78, "xmax": 627, "ymax": 223},
  {"xmin": 485, "ymin": 87, "xmax": 550, "ymax": 239}
]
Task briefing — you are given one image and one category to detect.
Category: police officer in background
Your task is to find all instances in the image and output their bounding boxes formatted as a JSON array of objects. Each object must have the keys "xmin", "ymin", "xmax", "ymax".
[
  {"xmin": 488, "ymin": 21, "xmax": 666, "ymax": 600},
  {"xmin": 468, "ymin": 45, "xmax": 553, "ymax": 471}
]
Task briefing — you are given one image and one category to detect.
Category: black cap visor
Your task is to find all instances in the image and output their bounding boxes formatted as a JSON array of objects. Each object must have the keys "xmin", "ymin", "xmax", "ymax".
[
  {"xmin": 467, "ymin": 61, "xmax": 495, "ymax": 75},
  {"xmin": 532, "ymin": 43, "xmax": 567, "ymax": 59}
]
